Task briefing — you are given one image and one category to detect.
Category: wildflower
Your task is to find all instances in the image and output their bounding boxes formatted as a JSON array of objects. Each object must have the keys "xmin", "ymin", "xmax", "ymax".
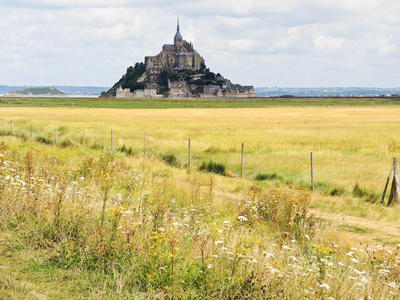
[
  {"xmin": 304, "ymin": 235, "xmax": 310, "ymax": 239},
  {"xmin": 351, "ymin": 258, "xmax": 359, "ymax": 263},
  {"xmin": 237, "ymin": 216, "xmax": 248, "ymax": 222},
  {"xmin": 360, "ymin": 277, "xmax": 369, "ymax": 284},
  {"xmin": 320, "ymin": 283, "xmax": 330, "ymax": 290},
  {"xmin": 215, "ymin": 241, "xmax": 223, "ymax": 245},
  {"xmin": 282, "ymin": 245, "xmax": 294, "ymax": 251},
  {"xmin": 207, "ymin": 264, "xmax": 212, "ymax": 269}
]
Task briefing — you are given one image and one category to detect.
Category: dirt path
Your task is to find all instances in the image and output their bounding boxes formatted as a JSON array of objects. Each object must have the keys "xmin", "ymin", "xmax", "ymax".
[{"xmin": 310, "ymin": 209, "xmax": 400, "ymax": 246}]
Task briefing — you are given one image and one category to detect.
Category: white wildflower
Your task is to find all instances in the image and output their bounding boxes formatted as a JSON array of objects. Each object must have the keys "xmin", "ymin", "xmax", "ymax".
[
  {"xmin": 237, "ymin": 216, "xmax": 248, "ymax": 222},
  {"xmin": 360, "ymin": 277, "xmax": 369, "ymax": 285},
  {"xmin": 282, "ymin": 245, "xmax": 294, "ymax": 250},
  {"xmin": 320, "ymin": 283, "xmax": 330, "ymax": 290}
]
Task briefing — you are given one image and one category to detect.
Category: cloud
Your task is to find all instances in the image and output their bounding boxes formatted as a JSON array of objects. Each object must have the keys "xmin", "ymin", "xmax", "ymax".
[{"xmin": 0, "ymin": 0, "xmax": 399, "ymax": 87}]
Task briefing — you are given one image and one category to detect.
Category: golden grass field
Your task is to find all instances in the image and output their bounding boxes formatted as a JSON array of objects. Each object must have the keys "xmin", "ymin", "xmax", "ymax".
[
  {"xmin": 1, "ymin": 105, "xmax": 400, "ymax": 299},
  {"xmin": 1, "ymin": 106, "xmax": 398, "ymax": 192}
]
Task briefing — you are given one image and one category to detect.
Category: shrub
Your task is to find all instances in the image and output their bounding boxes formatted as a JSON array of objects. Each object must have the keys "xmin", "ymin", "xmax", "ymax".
[
  {"xmin": 60, "ymin": 139, "xmax": 74, "ymax": 148},
  {"xmin": 162, "ymin": 154, "xmax": 177, "ymax": 166},
  {"xmin": 36, "ymin": 136, "xmax": 52, "ymax": 145},
  {"xmin": 255, "ymin": 172, "xmax": 282, "ymax": 181},
  {"xmin": 119, "ymin": 144, "xmax": 133, "ymax": 156},
  {"xmin": 199, "ymin": 160, "xmax": 225, "ymax": 175}
]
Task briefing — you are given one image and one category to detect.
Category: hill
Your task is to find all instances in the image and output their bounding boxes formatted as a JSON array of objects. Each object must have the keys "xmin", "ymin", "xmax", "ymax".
[
  {"xmin": 6, "ymin": 86, "xmax": 67, "ymax": 96},
  {"xmin": 102, "ymin": 62, "xmax": 226, "ymax": 98}
]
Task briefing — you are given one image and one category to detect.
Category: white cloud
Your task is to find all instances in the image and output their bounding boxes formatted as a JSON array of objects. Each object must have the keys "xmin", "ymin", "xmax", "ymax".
[
  {"xmin": 0, "ymin": 0, "xmax": 399, "ymax": 86},
  {"xmin": 314, "ymin": 36, "xmax": 345, "ymax": 52}
]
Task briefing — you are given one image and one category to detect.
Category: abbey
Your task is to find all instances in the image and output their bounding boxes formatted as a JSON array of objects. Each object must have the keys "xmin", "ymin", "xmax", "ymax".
[
  {"xmin": 104, "ymin": 20, "xmax": 256, "ymax": 99},
  {"xmin": 144, "ymin": 20, "xmax": 205, "ymax": 84}
]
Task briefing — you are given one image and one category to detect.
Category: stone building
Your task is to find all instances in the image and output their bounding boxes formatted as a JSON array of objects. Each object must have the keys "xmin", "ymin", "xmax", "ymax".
[
  {"xmin": 116, "ymin": 85, "xmax": 162, "ymax": 99},
  {"xmin": 145, "ymin": 20, "xmax": 205, "ymax": 84}
]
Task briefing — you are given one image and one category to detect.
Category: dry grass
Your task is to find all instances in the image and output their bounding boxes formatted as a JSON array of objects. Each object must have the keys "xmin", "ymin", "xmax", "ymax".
[{"xmin": 1, "ymin": 106, "xmax": 400, "ymax": 298}]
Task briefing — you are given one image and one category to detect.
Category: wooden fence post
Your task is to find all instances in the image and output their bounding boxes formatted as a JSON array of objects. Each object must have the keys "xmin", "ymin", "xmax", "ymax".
[
  {"xmin": 241, "ymin": 143, "xmax": 244, "ymax": 178},
  {"xmin": 144, "ymin": 132, "xmax": 147, "ymax": 156},
  {"xmin": 188, "ymin": 138, "xmax": 191, "ymax": 167},
  {"xmin": 381, "ymin": 164, "xmax": 394, "ymax": 204},
  {"xmin": 388, "ymin": 157, "xmax": 400, "ymax": 206},
  {"xmin": 311, "ymin": 152, "xmax": 314, "ymax": 191},
  {"xmin": 111, "ymin": 130, "xmax": 113, "ymax": 151}
]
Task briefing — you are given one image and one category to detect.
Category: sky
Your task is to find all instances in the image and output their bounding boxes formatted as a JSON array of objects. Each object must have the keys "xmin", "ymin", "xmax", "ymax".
[{"xmin": 0, "ymin": 0, "xmax": 399, "ymax": 88}]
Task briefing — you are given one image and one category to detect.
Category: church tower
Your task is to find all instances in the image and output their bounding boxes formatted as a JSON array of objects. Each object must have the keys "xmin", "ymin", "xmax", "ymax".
[{"xmin": 174, "ymin": 18, "xmax": 183, "ymax": 49}]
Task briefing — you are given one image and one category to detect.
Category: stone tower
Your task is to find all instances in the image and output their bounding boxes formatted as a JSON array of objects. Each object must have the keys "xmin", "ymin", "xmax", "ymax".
[
  {"xmin": 144, "ymin": 20, "xmax": 205, "ymax": 83},
  {"xmin": 174, "ymin": 19, "xmax": 183, "ymax": 49}
]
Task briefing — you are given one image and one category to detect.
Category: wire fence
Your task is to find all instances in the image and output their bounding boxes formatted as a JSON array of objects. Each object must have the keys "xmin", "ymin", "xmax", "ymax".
[{"xmin": 1, "ymin": 120, "xmax": 398, "ymax": 206}]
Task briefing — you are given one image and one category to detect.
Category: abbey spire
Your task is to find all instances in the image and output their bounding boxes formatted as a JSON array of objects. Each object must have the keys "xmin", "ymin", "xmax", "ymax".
[{"xmin": 174, "ymin": 18, "xmax": 183, "ymax": 48}]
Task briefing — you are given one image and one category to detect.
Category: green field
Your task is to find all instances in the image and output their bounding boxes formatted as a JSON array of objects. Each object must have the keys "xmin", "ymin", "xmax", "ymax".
[
  {"xmin": 1, "ymin": 102, "xmax": 400, "ymax": 299},
  {"xmin": 0, "ymin": 96, "xmax": 400, "ymax": 109}
]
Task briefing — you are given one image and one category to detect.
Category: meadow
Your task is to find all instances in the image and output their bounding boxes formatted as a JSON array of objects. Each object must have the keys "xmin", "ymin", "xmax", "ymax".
[
  {"xmin": 0, "ymin": 96, "xmax": 399, "ymax": 109},
  {"xmin": 1, "ymin": 103, "xmax": 400, "ymax": 299}
]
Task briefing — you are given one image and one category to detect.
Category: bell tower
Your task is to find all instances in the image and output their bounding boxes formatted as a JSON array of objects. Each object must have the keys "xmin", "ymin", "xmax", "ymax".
[{"xmin": 174, "ymin": 18, "xmax": 183, "ymax": 49}]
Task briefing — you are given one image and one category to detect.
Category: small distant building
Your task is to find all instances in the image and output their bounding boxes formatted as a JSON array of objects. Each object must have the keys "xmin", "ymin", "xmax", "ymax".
[
  {"xmin": 115, "ymin": 85, "xmax": 163, "ymax": 99},
  {"xmin": 201, "ymin": 81, "xmax": 256, "ymax": 98},
  {"xmin": 202, "ymin": 85, "xmax": 222, "ymax": 98}
]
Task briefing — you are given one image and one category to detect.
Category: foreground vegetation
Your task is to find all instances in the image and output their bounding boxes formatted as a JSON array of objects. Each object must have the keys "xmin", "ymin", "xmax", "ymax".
[
  {"xmin": 1, "ymin": 105, "xmax": 400, "ymax": 298},
  {"xmin": 0, "ymin": 138, "xmax": 399, "ymax": 299}
]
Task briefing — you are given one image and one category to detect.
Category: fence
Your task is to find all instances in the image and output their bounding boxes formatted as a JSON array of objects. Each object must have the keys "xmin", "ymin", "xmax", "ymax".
[{"xmin": 1, "ymin": 121, "xmax": 398, "ymax": 206}]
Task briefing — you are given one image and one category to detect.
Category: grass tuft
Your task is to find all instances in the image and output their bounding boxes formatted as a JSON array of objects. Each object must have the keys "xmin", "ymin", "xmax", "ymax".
[
  {"xmin": 162, "ymin": 153, "xmax": 178, "ymax": 166},
  {"xmin": 255, "ymin": 172, "xmax": 283, "ymax": 181},
  {"xmin": 199, "ymin": 160, "xmax": 226, "ymax": 175}
]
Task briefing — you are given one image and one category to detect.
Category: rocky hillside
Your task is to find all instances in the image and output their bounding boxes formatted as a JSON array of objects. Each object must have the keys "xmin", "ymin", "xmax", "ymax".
[{"xmin": 102, "ymin": 62, "xmax": 224, "ymax": 98}]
